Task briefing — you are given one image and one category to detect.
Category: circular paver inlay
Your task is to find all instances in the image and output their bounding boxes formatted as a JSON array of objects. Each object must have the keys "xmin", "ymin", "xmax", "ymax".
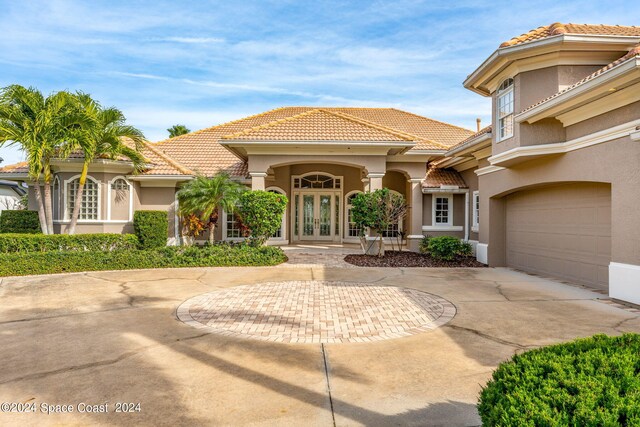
[{"xmin": 177, "ymin": 281, "xmax": 456, "ymax": 343}]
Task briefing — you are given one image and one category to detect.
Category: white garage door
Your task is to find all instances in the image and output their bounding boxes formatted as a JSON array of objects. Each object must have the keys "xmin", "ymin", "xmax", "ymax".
[{"xmin": 505, "ymin": 183, "xmax": 611, "ymax": 290}]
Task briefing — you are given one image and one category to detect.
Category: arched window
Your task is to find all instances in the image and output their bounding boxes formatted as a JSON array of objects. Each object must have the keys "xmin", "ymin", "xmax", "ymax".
[
  {"xmin": 111, "ymin": 178, "xmax": 129, "ymax": 191},
  {"xmin": 267, "ymin": 187, "xmax": 286, "ymax": 239},
  {"xmin": 345, "ymin": 191, "xmax": 363, "ymax": 238},
  {"xmin": 293, "ymin": 174, "xmax": 341, "ymax": 189},
  {"xmin": 497, "ymin": 78, "xmax": 514, "ymax": 141},
  {"xmin": 67, "ymin": 177, "xmax": 99, "ymax": 220}
]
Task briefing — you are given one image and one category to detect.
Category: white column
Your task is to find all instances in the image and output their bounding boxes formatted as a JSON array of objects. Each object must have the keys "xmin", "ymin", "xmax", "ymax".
[
  {"xmin": 408, "ymin": 178, "xmax": 424, "ymax": 252},
  {"xmin": 249, "ymin": 172, "xmax": 267, "ymax": 190},
  {"xmin": 367, "ymin": 173, "xmax": 385, "ymax": 191}
]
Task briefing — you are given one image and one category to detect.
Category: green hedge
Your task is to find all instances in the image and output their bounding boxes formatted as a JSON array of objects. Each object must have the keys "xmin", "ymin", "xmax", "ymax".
[
  {"xmin": 0, "ymin": 244, "xmax": 287, "ymax": 277},
  {"xmin": 420, "ymin": 236, "xmax": 472, "ymax": 260},
  {"xmin": 133, "ymin": 210, "xmax": 168, "ymax": 249},
  {"xmin": 478, "ymin": 333, "xmax": 640, "ymax": 426},
  {"xmin": 0, "ymin": 233, "xmax": 138, "ymax": 253},
  {"xmin": 0, "ymin": 210, "xmax": 41, "ymax": 234}
]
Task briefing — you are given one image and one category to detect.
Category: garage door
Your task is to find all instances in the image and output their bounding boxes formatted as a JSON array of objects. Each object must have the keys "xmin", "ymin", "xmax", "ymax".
[{"xmin": 505, "ymin": 183, "xmax": 611, "ymax": 290}]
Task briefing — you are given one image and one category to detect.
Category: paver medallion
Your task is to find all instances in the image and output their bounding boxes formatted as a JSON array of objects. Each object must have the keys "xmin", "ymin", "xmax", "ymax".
[{"xmin": 176, "ymin": 280, "xmax": 456, "ymax": 343}]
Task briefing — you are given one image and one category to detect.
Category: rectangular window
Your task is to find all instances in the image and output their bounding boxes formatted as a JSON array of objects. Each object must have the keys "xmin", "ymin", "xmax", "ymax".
[
  {"xmin": 497, "ymin": 85, "xmax": 514, "ymax": 141},
  {"xmin": 433, "ymin": 195, "xmax": 452, "ymax": 226},
  {"xmin": 472, "ymin": 191, "xmax": 479, "ymax": 232},
  {"xmin": 226, "ymin": 212, "xmax": 242, "ymax": 238}
]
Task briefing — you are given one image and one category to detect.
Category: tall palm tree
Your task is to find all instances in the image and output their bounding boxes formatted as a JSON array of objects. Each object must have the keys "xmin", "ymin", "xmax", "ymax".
[
  {"xmin": 65, "ymin": 93, "xmax": 146, "ymax": 235},
  {"xmin": 0, "ymin": 85, "xmax": 81, "ymax": 234},
  {"xmin": 167, "ymin": 124, "xmax": 190, "ymax": 138},
  {"xmin": 177, "ymin": 174, "xmax": 246, "ymax": 244}
]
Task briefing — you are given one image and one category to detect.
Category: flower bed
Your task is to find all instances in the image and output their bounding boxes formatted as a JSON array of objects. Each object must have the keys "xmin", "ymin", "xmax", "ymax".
[{"xmin": 344, "ymin": 251, "xmax": 485, "ymax": 267}]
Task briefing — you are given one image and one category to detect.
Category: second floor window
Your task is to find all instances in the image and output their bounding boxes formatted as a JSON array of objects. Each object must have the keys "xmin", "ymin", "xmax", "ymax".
[{"xmin": 497, "ymin": 78, "xmax": 514, "ymax": 141}]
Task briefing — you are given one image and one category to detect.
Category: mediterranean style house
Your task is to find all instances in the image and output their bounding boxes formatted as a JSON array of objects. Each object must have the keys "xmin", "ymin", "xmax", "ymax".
[{"xmin": 1, "ymin": 22, "xmax": 639, "ymax": 304}]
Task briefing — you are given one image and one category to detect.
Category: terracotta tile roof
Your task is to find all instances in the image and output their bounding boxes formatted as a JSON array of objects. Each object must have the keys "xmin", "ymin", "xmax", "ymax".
[
  {"xmin": 446, "ymin": 125, "xmax": 492, "ymax": 153},
  {"xmin": 500, "ymin": 23, "xmax": 640, "ymax": 48},
  {"xmin": 422, "ymin": 166, "xmax": 468, "ymax": 189},
  {"xmin": 221, "ymin": 109, "xmax": 415, "ymax": 142},
  {"xmin": 0, "ymin": 161, "xmax": 28, "ymax": 174},
  {"xmin": 519, "ymin": 44, "xmax": 640, "ymax": 115}
]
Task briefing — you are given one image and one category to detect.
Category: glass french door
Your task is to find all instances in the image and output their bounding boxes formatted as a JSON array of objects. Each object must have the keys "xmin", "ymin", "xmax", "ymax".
[{"xmin": 298, "ymin": 192, "xmax": 339, "ymax": 241}]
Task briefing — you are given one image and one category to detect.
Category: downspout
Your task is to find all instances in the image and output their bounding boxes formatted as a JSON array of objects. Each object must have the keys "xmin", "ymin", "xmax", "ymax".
[{"xmin": 464, "ymin": 190, "xmax": 470, "ymax": 242}]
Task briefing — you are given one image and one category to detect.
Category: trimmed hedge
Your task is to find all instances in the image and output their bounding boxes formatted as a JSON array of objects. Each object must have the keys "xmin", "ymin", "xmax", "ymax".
[
  {"xmin": 420, "ymin": 235, "xmax": 472, "ymax": 261},
  {"xmin": 133, "ymin": 210, "xmax": 168, "ymax": 249},
  {"xmin": 0, "ymin": 244, "xmax": 287, "ymax": 277},
  {"xmin": 478, "ymin": 333, "xmax": 640, "ymax": 426},
  {"xmin": 0, "ymin": 233, "xmax": 138, "ymax": 253},
  {"xmin": 0, "ymin": 210, "xmax": 41, "ymax": 234}
]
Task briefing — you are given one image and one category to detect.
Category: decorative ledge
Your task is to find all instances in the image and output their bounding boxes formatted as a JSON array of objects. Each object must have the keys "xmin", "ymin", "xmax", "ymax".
[{"xmin": 422, "ymin": 225, "xmax": 464, "ymax": 232}]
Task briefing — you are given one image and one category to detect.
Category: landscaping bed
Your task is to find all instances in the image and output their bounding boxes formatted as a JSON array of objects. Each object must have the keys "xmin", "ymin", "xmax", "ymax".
[
  {"xmin": 0, "ymin": 244, "xmax": 287, "ymax": 277},
  {"xmin": 344, "ymin": 251, "xmax": 486, "ymax": 267}
]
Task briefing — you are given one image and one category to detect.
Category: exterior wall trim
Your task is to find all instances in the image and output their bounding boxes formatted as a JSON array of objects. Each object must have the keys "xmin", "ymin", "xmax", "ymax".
[
  {"xmin": 106, "ymin": 175, "xmax": 134, "ymax": 222},
  {"xmin": 489, "ymin": 118, "xmax": 640, "ymax": 167},
  {"xmin": 475, "ymin": 165, "xmax": 507, "ymax": 176}
]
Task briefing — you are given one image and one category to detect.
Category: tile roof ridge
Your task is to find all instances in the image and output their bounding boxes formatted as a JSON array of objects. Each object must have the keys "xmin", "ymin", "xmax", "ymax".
[
  {"xmin": 317, "ymin": 108, "xmax": 419, "ymax": 142},
  {"xmin": 141, "ymin": 140, "xmax": 194, "ymax": 175},
  {"xmin": 220, "ymin": 108, "xmax": 323, "ymax": 139},
  {"xmin": 388, "ymin": 107, "xmax": 475, "ymax": 133},
  {"xmin": 154, "ymin": 106, "xmax": 295, "ymax": 145}
]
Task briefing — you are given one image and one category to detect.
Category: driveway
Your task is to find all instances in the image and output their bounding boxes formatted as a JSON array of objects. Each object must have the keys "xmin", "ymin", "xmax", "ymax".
[{"xmin": 1, "ymin": 256, "xmax": 639, "ymax": 426}]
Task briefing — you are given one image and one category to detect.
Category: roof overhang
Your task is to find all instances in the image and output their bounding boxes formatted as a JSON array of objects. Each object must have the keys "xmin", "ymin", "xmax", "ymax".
[
  {"xmin": 0, "ymin": 173, "xmax": 29, "ymax": 180},
  {"xmin": 220, "ymin": 140, "xmax": 416, "ymax": 159},
  {"xmin": 51, "ymin": 158, "xmax": 136, "ymax": 173},
  {"xmin": 516, "ymin": 57, "xmax": 640, "ymax": 125},
  {"xmin": 127, "ymin": 175, "xmax": 193, "ymax": 187},
  {"xmin": 464, "ymin": 35, "xmax": 640, "ymax": 96}
]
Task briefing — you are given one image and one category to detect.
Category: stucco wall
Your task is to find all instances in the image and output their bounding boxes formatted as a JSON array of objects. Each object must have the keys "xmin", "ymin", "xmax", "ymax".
[
  {"xmin": 421, "ymin": 193, "xmax": 466, "ymax": 239},
  {"xmin": 479, "ymin": 135, "xmax": 640, "ymax": 267},
  {"xmin": 566, "ymin": 101, "xmax": 640, "ymax": 140},
  {"xmin": 460, "ymin": 168, "xmax": 479, "ymax": 242}
]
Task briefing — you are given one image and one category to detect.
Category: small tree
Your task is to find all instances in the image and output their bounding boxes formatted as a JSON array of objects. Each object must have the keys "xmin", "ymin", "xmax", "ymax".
[
  {"xmin": 351, "ymin": 188, "xmax": 408, "ymax": 256},
  {"xmin": 167, "ymin": 124, "xmax": 190, "ymax": 138},
  {"xmin": 237, "ymin": 191, "xmax": 287, "ymax": 247},
  {"xmin": 176, "ymin": 174, "xmax": 245, "ymax": 244}
]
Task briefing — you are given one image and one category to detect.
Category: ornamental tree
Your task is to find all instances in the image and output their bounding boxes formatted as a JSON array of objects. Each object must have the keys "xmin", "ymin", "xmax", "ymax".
[{"xmin": 237, "ymin": 190, "xmax": 288, "ymax": 246}]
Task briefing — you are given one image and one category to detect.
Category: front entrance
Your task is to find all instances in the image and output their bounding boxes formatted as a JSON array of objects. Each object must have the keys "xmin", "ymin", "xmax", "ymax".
[{"xmin": 294, "ymin": 191, "xmax": 341, "ymax": 242}]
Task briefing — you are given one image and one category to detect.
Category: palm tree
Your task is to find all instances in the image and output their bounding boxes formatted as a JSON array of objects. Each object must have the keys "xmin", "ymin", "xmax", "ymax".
[
  {"xmin": 0, "ymin": 85, "xmax": 81, "ymax": 234},
  {"xmin": 176, "ymin": 174, "xmax": 246, "ymax": 244},
  {"xmin": 167, "ymin": 124, "xmax": 190, "ymax": 138},
  {"xmin": 65, "ymin": 93, "xmax": 146, "ymax": 235}
]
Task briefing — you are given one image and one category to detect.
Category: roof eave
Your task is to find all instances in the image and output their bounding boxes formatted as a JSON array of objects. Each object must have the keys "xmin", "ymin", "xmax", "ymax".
[
  {"xmin": 464, "ymin": 34, "xmax": 640, "ymax": 95},
  {"xmin": 445, "ymin": 133, "xmax": 492, "ymax": 157}
]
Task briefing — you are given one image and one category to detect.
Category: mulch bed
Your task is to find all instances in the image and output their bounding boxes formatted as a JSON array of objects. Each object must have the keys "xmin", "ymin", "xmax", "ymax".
[{"xmin": 344, "ymin": 251, "xmax": 487, "ymax": 268}]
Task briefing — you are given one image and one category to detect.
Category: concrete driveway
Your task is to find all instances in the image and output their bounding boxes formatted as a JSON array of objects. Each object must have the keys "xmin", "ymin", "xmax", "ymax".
[{"xmin": 1, "ymin": 261, "xmax": 639, "ymax": 426}]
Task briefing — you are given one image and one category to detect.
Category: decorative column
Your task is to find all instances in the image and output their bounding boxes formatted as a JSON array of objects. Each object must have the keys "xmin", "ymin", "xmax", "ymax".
[
  {"xmin": 407, "ymin": 178, "xmax": 424, "ymax": 252},
  {"xmin": 367, "ymin": 173, "xmax": 385, "ymax": 191},
  {"xmin": 249, "ymin": 172, "xmax": 267, "ymax": 191}
]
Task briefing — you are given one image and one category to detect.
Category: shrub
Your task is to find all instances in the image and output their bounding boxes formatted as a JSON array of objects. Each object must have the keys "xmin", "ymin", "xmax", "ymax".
[
  {"xmin": 418, "ymin": 235, "xmax": 431, "ymax": 254},
  {"xmin": 0, "ymin": 210, "xmax": 41, "ymax": 234},
  {"xmin": 0, "ymin": 233, "xmax": 138, "ymax": 253},
  {"xmin": 237, "ymin": 191, "xmax": 288, "ymax": 246},
  {"xmin": 425, "ymin": 236, "xmax": 471, "ymax": 261},
  {"xmin": 0, "ymin": 244, "xmax": 287, "ymax": 277},
  {"xmin": 479, "ymin": 334, "xmax": 640, "ymax": 426},
  {"xmin": 133, "ymin": 210, "xmax": 168, "ymax": 249}
]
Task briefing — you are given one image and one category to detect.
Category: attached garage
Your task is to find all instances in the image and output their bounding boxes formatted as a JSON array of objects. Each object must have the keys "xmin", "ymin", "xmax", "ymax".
[{"xmin": 505, "ymin": 183, "xmax": 611, "ymax": 290}]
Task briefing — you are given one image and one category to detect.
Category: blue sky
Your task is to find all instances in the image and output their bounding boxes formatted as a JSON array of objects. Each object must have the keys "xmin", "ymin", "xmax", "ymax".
[{"xmin": 0, "ymin": 0, "xmax": 636, "ymax": 165}]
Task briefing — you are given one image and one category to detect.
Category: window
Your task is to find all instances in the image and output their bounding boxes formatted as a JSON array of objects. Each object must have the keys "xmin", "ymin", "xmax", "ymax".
[
  {"xmin": 434, "ymin": 195, "xmax": 452, "ymax": 226},
  {"xmin": 111, "ymin": 178, "xmax": 129, "ymax": 191},
  {"xmin": 225, "ymin": 212, "xmax": 243, "ymax": 238},
  {"xmin": 472, "ymin": 191, "xmax": 480, "ymax": 232},
  {"xmin": 497, "ymin": 78, "xmax": 514, "ymax": 141},
  {"xmin": 267, "ymin": 188, "xmax": 286, "ymax": 239},
  {"xmin": 345, "ymin": 191, "xmax": 362, "ymax": 238},
  {"xmin": 293, "ymin": 174, "xmax": 340, "ymax": 189},
  {"xmin": 67, "ymin": 177, "xmax": 99, "ymax": 220}
]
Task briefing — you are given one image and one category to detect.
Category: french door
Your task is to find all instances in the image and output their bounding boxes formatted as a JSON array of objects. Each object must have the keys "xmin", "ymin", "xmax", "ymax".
[{"xmin": 297, "ymin": 192, "xmax": 340, "ymax": 241}]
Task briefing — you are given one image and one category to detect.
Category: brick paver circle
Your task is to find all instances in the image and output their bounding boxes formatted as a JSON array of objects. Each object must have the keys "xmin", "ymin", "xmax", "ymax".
[{"xmin": 177, "ymin": 281, "xmax": 456, "ymax": 343}]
